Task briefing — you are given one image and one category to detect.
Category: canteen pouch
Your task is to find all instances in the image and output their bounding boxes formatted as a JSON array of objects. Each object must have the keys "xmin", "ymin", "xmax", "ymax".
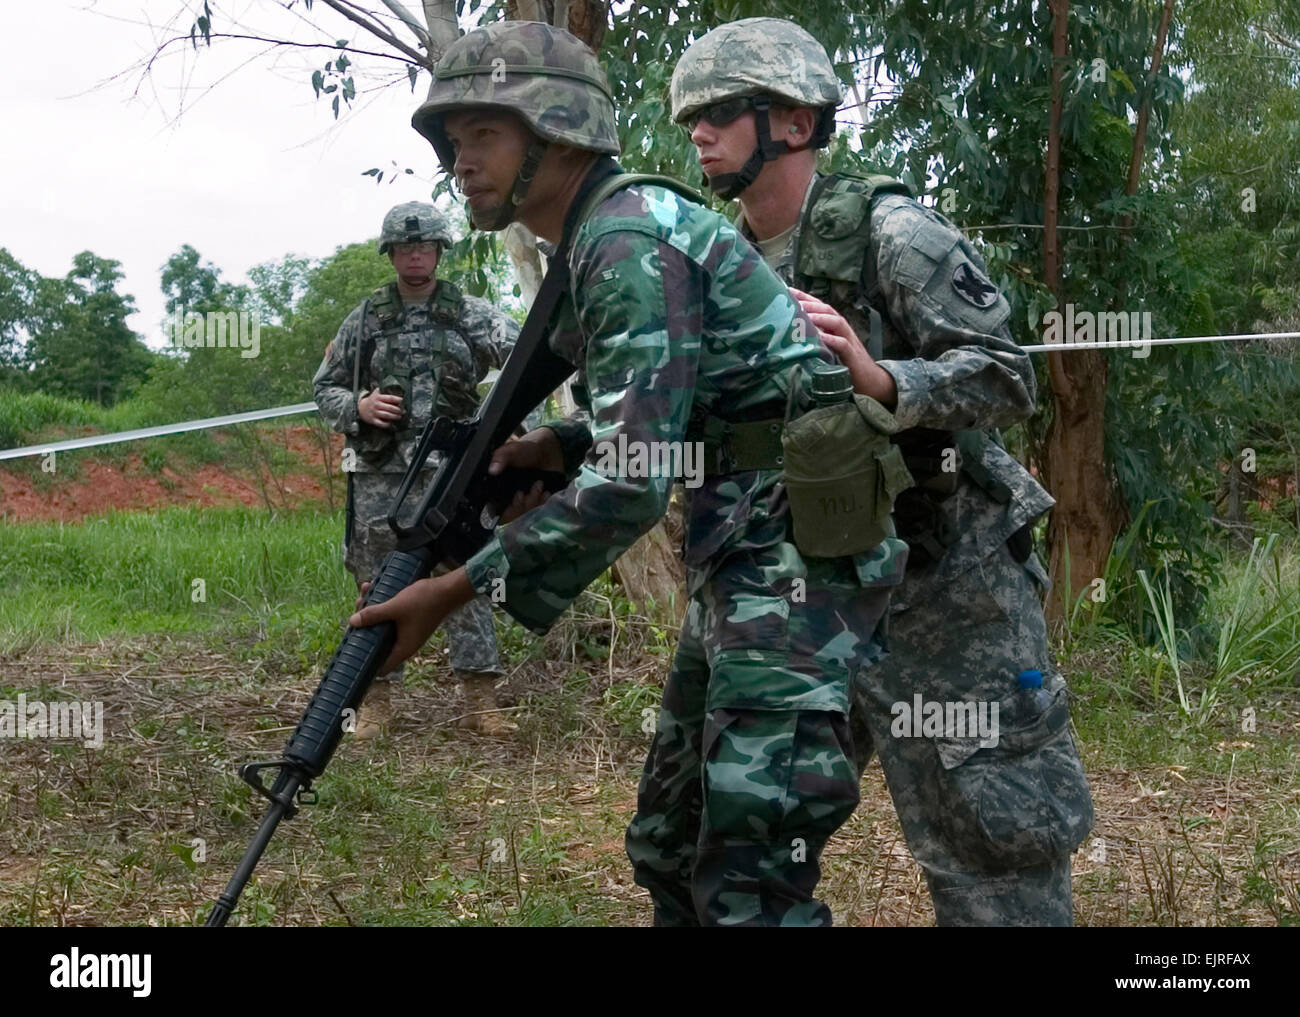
[{"xmin": 781, "ymin": 393, "xmax": 913, "ymax": 558}]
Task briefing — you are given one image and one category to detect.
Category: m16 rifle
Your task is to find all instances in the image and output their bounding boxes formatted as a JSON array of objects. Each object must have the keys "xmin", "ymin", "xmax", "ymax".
[
  {"xmin": 204, "ymin": 159, "xmax": 686, "ymax": 927},
  {"xmin": 203, "ymin": 241, "xmax": 580, "ymax": 928}
]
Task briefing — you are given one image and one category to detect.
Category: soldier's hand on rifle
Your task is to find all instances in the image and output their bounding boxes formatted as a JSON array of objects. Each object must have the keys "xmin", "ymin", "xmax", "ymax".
[
  {"xmin": 350, "ymin": 569, "xmax": 476, "ymax": 674},
  {"xmin": 489, "ymin": 429, "xmax": 564, "ymax": 524},
  {"xmin": 358, "ymin": 388, "xmax": 405, "ymax": 428},
  {"xmin": 790, "ymin": 286, "xmax": 898, "ymax": 409}
]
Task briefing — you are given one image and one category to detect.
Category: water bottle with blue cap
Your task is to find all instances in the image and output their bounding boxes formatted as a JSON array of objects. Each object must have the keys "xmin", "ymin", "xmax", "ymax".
[{"xmin": 1016, "ymin": 668, "xmax": 1053, "ymax": 724}]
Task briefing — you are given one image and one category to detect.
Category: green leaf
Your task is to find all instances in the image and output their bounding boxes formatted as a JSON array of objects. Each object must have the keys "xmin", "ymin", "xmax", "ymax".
[
  {"xmin": 169, "ymin": 843, "xmax": 198, "ymax": 874},
  {"xmin": 1109, "ymin": 67, "xmax": 1136, "ymax": 94}
]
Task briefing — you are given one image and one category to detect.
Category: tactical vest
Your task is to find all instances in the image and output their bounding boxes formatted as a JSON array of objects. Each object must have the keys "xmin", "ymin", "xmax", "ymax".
[
  {"xmin": 353, "ymin": 280, "xmax": 467, "ymax": 401},
  {"xmin": 793, "ymin": 172, "xmax": 1015, "ymax": 564},
  {"xmin": 684, "ymin": 173, "xmax": 915, "ymax": 480},
  {"xmin": 350, "ymin": 279, "xmax": 471, "ymax": 466},
  {"xmin": 793, "ymin": 172, "xmax": 912, "ymax": 361}
]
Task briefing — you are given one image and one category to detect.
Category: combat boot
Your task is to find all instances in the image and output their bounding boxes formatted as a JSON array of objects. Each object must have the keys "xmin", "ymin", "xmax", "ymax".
[
  {"xmin": 456, "ymin": 672, "xmax": 516, "ymax": 736},
  {"xmin": 354, "ymin": 678, "xmax": 396, "ymax": 740}
]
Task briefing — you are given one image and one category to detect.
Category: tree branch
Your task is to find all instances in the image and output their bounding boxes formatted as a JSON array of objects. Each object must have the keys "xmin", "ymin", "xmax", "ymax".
[
  {"xmin": 1262, "ymin": 28, "xmax": 1300, "ymax": 53},
  {"xmin": 1121, "ymin": 0, "xmax": 1177, "ymax": 231},
  {"xmin": 422, "ymin": 0, "xmax": 458, "ymax": 56},
  {"xmin": 320, "ymin": 0, "xmax": 431, "ymax": 67},
  {"xmin": 146, "ymin": 31, "xmax": 419, "ymax": 72},
  {"xmin": 377, "ymin": 0, "xmax": 432, "ymax": 50}
]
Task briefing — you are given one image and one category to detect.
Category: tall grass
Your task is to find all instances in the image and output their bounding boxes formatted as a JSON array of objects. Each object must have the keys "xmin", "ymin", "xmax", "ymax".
[
  {"xmin": 0, "ymin": 386, "xmax": 233, "ymax": 449},
  {"xmin": 0, "ymin": 390, "xmax": 107, "ymax": 449},
  {"xmin": 1058, "ymin": 507, "xmax": 1300, "ymax": 728},
  {"xmin": 0, "ymin": 504, "xmax": 351, "ymax": 653}
]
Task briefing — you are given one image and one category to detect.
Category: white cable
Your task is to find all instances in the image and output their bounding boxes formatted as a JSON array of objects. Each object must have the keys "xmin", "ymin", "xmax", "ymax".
[
  {"xmin": 0, "ymin": 403, "xmax": 319, "ymax": 462},
  {"xmin": 1021, "ymin": 331, "xmax": 1300, "ymax": 353},
  {"xmin": 1, "ymin": 333, "xmax": 1297, "ymax": 462}
]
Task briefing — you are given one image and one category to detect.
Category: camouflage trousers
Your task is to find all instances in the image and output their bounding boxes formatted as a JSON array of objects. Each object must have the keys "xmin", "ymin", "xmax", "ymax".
[
  {"xmin": 625, "ymin": 542, "xmax": 893, "ymax": 926},
  {"xmin": 849, "ymin": 541, "xmax": 1094, "ymax": 926},
  {"xmin": 344, "ymin": 471, "xmax": 502, "ymax": 681}
]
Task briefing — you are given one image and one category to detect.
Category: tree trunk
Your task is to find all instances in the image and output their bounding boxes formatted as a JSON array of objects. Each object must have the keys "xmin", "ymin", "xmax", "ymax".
[
  {"xmin": 1042, "ymin": 0, "xmax": 1123, "ymax": 623},
  {"xmin": 1044, "ymin": 349, "xmax": 1121, "ymax": 620},
  {"xmin": 503, "ymin": 222, "xmax": 546, "ymax": 304},
  {"xmin": 611, "ymin": 499, "xmax": 687, "ymax": 624}
]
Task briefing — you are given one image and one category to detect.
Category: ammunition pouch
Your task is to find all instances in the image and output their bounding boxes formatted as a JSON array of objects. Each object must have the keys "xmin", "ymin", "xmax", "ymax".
[
  {"xmin": 781, "ymin": 394, "xmax": 912, "ymax": 558},
  {"xmin": 689, "ymin": 384, "xmax": 912, "ymax": 559}
]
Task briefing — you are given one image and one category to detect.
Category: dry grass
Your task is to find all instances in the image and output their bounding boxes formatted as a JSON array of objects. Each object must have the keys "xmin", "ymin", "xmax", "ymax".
[{"xmin": 1, "ymin": 634, "xmax": 1297, "ymax": 926}]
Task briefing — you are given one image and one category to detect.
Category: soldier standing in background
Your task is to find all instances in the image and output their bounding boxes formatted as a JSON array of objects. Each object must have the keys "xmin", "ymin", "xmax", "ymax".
[
  {"xmin": 313, "ymin": 202, "xmax": 520, "ymax": 738},
  {"xmin": 670, "ymin": 18, "xmax": 1094, "ymax": 925}
]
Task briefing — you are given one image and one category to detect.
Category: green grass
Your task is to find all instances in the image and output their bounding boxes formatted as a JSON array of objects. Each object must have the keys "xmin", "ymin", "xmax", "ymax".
[
  {"xmin": 0, "ymin": 386, "xmax": 306, "ymax": 471},
  {"xmin": 0, "ymin": 504, "xmax": 351, "ymax": 654},
  {"xmin": 1, "ymin": 502, "xmax": 1297, "ymax": 925}
]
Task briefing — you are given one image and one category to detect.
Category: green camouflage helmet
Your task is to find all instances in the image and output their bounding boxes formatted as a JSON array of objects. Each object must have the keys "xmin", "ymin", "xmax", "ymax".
[
  {"xmin": 377, "ymin": 201, "xmax": 455, "ymax": 254},
  {"xmin": 411, "ymin": 20, "xmax": 620, "ymax": 173},
  {"xmin": 670, "ymin": 18, "xmax": 843, "ymax": 130}
]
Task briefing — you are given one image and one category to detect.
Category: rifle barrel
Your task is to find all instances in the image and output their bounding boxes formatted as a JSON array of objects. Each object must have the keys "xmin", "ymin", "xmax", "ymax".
[{"xmin": 204, "ymin": 782, "xmax": 299, "ymax": 927}]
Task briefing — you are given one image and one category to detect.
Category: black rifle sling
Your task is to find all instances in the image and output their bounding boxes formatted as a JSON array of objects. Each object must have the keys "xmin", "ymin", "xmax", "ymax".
[{"xmin": 388, "ymin": 158, "xmax": 626, "ymax": 548}]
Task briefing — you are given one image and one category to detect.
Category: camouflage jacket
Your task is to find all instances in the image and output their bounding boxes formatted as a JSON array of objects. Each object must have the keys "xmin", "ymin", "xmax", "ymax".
[
  {"xmin": 312, "ymin": 282, "xmax": 519, "ymax": 474},
  {"xmin": 464, "ymin": 181, "xmax": 907, "ymax": 634},
  {"xmin": 738, "ymin": 172, "xmax": 1055, "ymax": 604}
]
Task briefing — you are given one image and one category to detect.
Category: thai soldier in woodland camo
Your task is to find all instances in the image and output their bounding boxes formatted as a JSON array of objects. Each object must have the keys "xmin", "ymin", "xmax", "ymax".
[
  {"xmin": 348, "ymin": 20, "xmax": 907, "ymax": 926},
  {"xmin": 313, "ymin": 202, "xmax": 520, "ymax": 737},
  {"xmin": 671, "ymin": 17, "xmax": 1094, "ymax": 925}
]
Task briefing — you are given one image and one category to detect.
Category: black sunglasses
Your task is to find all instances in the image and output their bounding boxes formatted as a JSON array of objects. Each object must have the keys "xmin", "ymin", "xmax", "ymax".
[{"xmin": 681, "ymin": 96, "xmax": 756, "ymax": 132}]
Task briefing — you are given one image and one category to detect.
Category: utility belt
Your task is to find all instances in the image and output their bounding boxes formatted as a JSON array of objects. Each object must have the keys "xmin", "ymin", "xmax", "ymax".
[
  {"xmin": 686, "ymin": 380, "xmax": 912, "ymax": 559},
  {"xmin": 892, "ymin": 427, "xmax": 1031, "ymax": 567},
  {"xmin": 687, "ymin": 399, "xmax": 789, "ymax": 475}
]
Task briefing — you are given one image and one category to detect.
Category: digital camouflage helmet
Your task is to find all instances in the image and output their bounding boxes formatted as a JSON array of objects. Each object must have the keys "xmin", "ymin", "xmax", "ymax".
[
  {"xmin": 670, "ymin": 18, "xmax": 843, "ymax": 199},
  {"xmin": 411, "ymin": 21, "xmax": 620, "ymax": 230},
  {"xmin": 377, "ymin": 202, "xmax": 455, "ymax": 254}
]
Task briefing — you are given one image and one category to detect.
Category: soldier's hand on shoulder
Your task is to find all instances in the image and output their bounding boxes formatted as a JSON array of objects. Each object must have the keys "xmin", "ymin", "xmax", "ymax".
[{"xmin": 790, "ymin": 287, "xmax": 898, "ymax": 409}]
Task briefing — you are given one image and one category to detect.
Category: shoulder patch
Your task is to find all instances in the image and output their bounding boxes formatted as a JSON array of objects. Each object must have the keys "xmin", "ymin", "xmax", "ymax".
[{"xmin": 951, "ymin": 261, "xmax": 999, "ymax": 308}]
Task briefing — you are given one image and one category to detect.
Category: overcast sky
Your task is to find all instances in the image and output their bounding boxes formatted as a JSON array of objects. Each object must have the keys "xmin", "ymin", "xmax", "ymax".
[{"xmin": 1, "ymin": 1, "xmax": 455, "ymax": 349}]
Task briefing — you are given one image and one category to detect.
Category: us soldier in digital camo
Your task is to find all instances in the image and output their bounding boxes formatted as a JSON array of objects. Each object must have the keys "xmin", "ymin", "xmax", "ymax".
[
  {"xmin": 313, "ymin": 202, "xmax": 520, "ymax": 738},
  {"xmin": 348, "ymin": 20, "xmax": 909, "ymax": 926},
  {"xmin": 670, "ymin": 18, "xmax": 1095, "ymax": 925}
]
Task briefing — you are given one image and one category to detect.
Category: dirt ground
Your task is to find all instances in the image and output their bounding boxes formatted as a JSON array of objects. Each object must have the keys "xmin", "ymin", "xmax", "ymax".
[
  {"xmin": 0, "ymin": 426, "xmax": 343, "ymax": 522},
  {"xmin": 2, "ymin": 635, "xmax": 1296, "ymax": 927}
]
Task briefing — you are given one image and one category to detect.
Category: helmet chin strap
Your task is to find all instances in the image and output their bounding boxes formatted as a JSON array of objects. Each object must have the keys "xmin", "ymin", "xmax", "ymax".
[
  {"xmin": 468, "ymin": 139, "xmax": 549, "ymax": 231},
  {"xmin": 705, "ymin": 95, "xmax": 790, "ymax": 200}
]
